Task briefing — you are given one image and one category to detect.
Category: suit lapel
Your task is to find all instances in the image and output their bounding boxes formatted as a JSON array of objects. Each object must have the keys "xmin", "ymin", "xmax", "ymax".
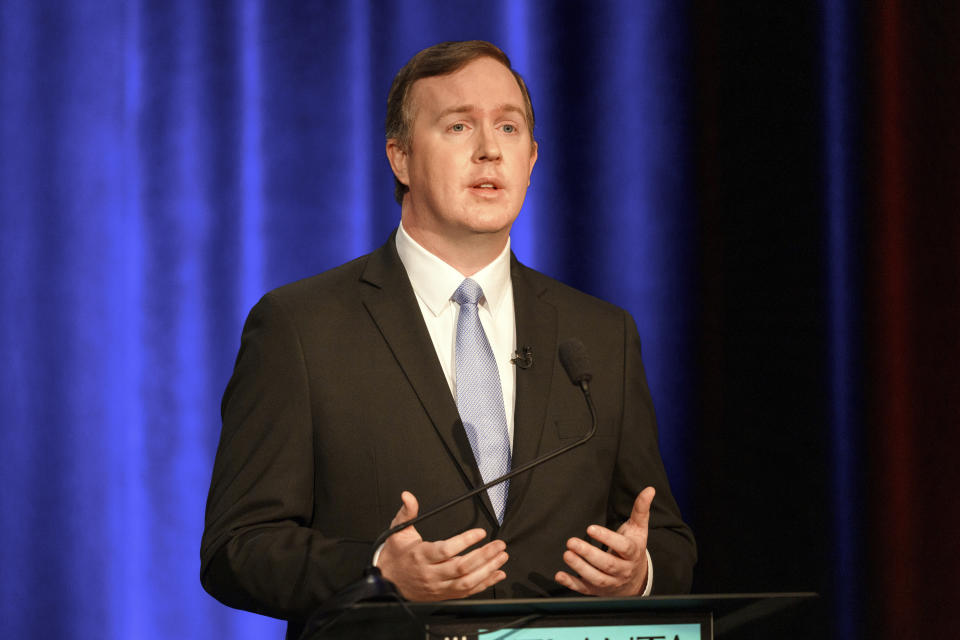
[
  {"xmin": 504, "ymin": 256, "xmax": 558, "ymax": 522},
  {"xmin": 359, "ymin": 235, "xmax": 497, "ymax": 521}
]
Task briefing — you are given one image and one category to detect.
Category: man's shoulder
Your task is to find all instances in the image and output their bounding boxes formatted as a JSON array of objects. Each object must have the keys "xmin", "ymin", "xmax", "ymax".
[
  {"xmin": 267, "ymin": 253, "xmax": 371, "ymax": 302},
  {"xmin": 514, "ymin": 261, "xmax": 627, "ymax": 322},
  {"xmin": 249, "ymin": 249, "xmax": 385, "ymax": 327}
]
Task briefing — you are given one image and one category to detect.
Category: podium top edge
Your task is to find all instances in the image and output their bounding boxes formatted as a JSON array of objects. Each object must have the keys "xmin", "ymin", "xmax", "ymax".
[{"xmin": 347, "ymin": 592, "xmax": 818, "ymax": 617}]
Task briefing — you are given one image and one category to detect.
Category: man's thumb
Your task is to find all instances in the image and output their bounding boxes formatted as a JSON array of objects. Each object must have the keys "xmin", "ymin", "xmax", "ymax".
[
  {"xmin": 400, "ymin": 490, "xmax": 419, "ymax": 519},
  {"xmin": 390, "ymin": 490, "xmax": 420, "ymax": 528}
]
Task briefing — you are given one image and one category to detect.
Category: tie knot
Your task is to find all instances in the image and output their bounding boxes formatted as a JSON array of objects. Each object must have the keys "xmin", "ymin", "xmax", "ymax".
[{"xmin": 453, "ymin": 278, "xmax": 484, "ymax": 306}]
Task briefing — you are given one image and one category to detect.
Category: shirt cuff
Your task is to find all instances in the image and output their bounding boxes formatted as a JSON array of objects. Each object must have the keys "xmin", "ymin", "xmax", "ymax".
[{"xmin": 641, "ymin": 549, "xmax": 653, "ymax": 596}]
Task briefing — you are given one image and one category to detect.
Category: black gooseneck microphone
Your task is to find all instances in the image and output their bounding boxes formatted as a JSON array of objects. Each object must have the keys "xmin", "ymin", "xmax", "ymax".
[
  {"xmin": 299, "ymin": 339, "xmax": 597, "ymax": 637},
  {"xmin": 557, "ymin": 339, "xmax": 592, "ymax": 389}
]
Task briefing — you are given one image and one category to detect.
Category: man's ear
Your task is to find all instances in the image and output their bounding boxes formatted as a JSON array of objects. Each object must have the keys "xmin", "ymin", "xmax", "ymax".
[
  {"xmin": 527, "ymin": 140, "xmax": 538, "ymax": 185},
  {"xmin": 386, "ymin": 139, "xmax": 409, "ymax": 187}
]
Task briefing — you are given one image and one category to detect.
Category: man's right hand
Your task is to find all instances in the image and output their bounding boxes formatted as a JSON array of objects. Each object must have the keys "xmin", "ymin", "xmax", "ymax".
[{"xmin": 377, "ymin": 491, "xmax": 508, "ymax": 601}]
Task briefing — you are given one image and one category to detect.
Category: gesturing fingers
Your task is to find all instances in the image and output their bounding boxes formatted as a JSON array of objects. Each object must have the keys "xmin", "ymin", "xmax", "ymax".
[
  {"xmin": 554, "ymin": 488, "xmax": 655, "ymax": 597},
  {"xmin": 626, "ymin": 486, "xmax": 655, "ymax": 532},
  {"xmin": 447, "ymin": 539, "xmax": 507, "ymax": 577},
  {"xmin": 585, "ymin": 524, "xmax": 641, "ymax": 560},
  {"xmin": 388, "ymin": 491, "xmax": 420, "ymax": 530},
  {"xmin": 557, "ymin": 536, "xmax": 647, "ymax": 596},
  {"xmin": 563, "ymin": 537, "xmax": 635, "ymax": 585},
  {"xmin": 554, "ymin": 569, "xmax": 591, "ymax": 594},
  {"xmin": 406, "ymin": 537, "xmax": 509, "ymax": 600},
  {"xmin": 379, "ymin": 491, "xmax": 510, "ymax": 602},
  {"xmin": 423, "ymin": 528, "xmax": 490, "ymax": 563},
  {"xmin": 439, "ymin": 541, "xmax": 509, "ymax": 596},
  {"xmin": 417, "ymin": 531, "xmax": 499, "ymax": 580}
]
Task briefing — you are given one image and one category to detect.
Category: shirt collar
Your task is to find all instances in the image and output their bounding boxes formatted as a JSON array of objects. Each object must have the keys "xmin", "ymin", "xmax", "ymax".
[{"xmin": 396, "ymin": 222, "xmax": 512, "ymax": 317}]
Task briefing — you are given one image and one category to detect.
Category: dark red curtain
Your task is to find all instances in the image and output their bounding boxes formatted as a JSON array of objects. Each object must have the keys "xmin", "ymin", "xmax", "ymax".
[
  {"xmin": 689, "ymin": 2, "xmax": 960, "ymax": 637},
  {"xmin": 870, "ymin": 2, "xmax": 960, "ymax": 637}
]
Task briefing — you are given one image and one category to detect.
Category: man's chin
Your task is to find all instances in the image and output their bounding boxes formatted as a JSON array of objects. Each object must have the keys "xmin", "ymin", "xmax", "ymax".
[
  {"xmin": 457, "ymin": 222, "xmax": 515, "ymax": 241},
  {"xmin": 457, "ymin": 208, "xmax": 520, "ymax": 236}
]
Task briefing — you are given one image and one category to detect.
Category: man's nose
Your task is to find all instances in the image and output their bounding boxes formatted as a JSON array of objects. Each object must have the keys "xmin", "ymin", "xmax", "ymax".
[{"xmin": 473, "ymin": 124, "xmax": 502, "ymax": 162}]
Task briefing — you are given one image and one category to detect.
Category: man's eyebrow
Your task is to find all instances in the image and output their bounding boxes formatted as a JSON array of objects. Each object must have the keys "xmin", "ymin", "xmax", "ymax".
[{"xmin": 435, "ymin": 104, "xmax": 527, "ymax": 122}]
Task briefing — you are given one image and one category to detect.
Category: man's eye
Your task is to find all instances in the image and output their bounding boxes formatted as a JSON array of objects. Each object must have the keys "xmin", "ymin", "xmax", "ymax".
[
  {"xmin": 451, "ymin": 123, "xmax": 466, "ymax": 132},
  {"xmin": 502, "ymin": 124, "xmax": 516, "ymax": 134}
]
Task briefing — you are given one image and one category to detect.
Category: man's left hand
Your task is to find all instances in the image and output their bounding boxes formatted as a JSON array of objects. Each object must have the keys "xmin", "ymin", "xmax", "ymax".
[{"xmin": 554, "ymin": 487, "xmax": 654, "ymax": 596}]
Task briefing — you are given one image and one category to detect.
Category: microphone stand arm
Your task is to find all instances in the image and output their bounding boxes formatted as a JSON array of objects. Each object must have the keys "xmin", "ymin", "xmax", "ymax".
[{"xmin": 371, "ymin": 380, "xmax": 597, "ymax": 551}]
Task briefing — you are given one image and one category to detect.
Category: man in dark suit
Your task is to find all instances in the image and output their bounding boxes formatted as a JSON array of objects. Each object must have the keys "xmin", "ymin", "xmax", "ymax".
[{"xmin": 200, "ymin": 40, "xmax": 695, "ymax": 635}]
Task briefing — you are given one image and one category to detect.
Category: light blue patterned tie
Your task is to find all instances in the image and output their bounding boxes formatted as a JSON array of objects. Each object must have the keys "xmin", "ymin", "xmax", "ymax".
[{"xmin": 453, "ymin": 278, "xmax": 511, "ymax": 524}]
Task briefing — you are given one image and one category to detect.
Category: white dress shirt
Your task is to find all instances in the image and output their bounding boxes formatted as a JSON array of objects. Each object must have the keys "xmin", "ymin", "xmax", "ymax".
[{"xmin": 395, "ymin": 222, "xmax": 517, "ymax": 448}]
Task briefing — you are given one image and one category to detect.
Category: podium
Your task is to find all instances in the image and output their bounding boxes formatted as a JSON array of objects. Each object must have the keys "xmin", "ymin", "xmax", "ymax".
[{"xmin": 301, "ymin": 592, "xmax": 817, "ymax": 639}]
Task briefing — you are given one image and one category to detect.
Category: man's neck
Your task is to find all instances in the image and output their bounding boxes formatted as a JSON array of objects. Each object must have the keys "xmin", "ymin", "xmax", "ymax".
[{"xmin": 400, "ymin": 216, "xmax": 509, "ymax": 277}]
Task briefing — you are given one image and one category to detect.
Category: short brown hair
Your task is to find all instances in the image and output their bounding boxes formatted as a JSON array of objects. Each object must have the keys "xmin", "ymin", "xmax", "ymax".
[{"xmin": 385, "ymin": 40, "xmax": 536, "ymax": 204}]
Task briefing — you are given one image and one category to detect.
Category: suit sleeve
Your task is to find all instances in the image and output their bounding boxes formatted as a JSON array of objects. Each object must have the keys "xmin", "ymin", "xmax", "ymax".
[
  {"xmin": 608, "ymin": 309, "xmax": 697, "ymax": 594},
  {"xmin": 199, "ymin": 293, "xmax": 369, "ymax": 621}
]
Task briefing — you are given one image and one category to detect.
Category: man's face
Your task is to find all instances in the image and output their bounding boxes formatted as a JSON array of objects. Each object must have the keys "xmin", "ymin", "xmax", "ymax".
[{"xmin": 388, "ymin": 57, "xmax": 538, "ymax": 243}]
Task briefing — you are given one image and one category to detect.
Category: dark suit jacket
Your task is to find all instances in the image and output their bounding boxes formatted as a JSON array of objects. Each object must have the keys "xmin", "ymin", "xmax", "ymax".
[{"xmin": 200, "ymin": 233, "xmax": 696, "ymax": 636}]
